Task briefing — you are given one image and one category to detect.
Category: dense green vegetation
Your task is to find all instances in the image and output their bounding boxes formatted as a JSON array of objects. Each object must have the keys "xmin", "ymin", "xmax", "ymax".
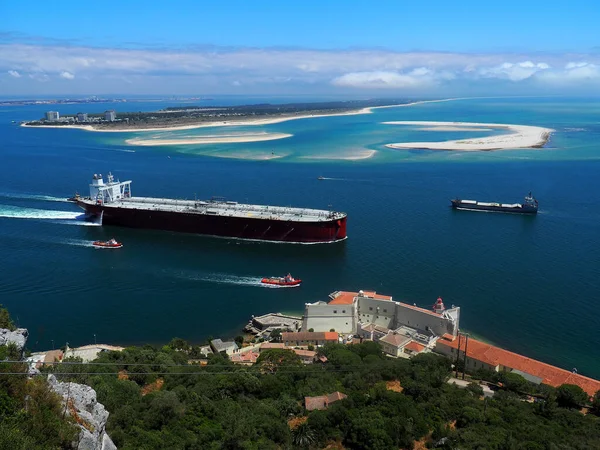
[
  {"xmin": 0, "ymin": 306, "xmax": 78, "ymax": 449},
  {"xmin": 42, "ymin": 338, "xmax": 600, "ymax": 450},
  {"xmin": 3, "ymin": 298, "xmax": 600, "ymax": 449}
]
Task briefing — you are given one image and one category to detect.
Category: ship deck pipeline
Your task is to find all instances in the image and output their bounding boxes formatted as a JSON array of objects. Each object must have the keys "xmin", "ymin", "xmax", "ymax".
[{"xmin": 92, "ymin": 196, "xmax": 345, "ymax": 223}]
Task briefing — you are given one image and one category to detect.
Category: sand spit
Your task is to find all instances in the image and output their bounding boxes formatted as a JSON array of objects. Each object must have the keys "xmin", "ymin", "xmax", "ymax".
[
  {"xmin": 125, "ymin": 132, "xmax": 292, "ymax": 146},
  {"xmin": 20, "ymin": 97, "xmax": 478, "ymax": 134},
  {"xmin": 383, "ymin": 121, "xmax": 554, "ymax": 151}
]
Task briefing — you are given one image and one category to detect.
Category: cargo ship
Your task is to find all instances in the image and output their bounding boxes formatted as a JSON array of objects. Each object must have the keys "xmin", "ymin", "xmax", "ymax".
[
  {"xmin": 451, "ymin": 192, "xmax": 538, "ymax": 215},
  {"xmin": 68, "ymin": 173, "xmax": 347, "ymax": 243}
]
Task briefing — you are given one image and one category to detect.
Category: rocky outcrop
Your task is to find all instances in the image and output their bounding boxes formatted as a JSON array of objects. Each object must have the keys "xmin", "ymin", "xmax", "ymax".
[
  {"xmin": 48, "ymin": 375, "xmax": 117, "ymax": 450},
  {"xmin": 0, "ymin": 327, "xmax": 28, "ymax": 358}
]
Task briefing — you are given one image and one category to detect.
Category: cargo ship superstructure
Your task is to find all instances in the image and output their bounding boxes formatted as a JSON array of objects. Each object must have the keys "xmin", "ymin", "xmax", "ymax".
[
  {"xmin": 68, "ymin": 173, "xmax": 347, "ymax": 243},
  {"xmin": 451, "ymin": 193, "xmax": 538, "ymax": 215}
]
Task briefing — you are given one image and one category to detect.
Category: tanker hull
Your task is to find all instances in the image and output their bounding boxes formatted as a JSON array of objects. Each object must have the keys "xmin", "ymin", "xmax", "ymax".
[{"xmin": 76, "ymin": 201, "xmax": 347, "ymax": 243}]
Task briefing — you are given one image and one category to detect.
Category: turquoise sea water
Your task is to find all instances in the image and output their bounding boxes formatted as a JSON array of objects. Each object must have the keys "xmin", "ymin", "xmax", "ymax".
[{"xmin": 1, "ymin": 97, "xmax": 599, "ymax": 379}]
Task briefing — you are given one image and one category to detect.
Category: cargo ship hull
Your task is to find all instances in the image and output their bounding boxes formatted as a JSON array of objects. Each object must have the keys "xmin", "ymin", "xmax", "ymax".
[
  {"xmin": 451, "ymin": 199, "xmax": 537, "ymax": 215},
  {"xmin": 75, "ymin": 200, "xmax": 347, "ymax": 243}
]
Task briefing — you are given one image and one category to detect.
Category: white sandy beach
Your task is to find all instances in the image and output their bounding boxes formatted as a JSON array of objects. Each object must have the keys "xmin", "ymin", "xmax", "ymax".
[
  {"xmin": 125, "ymin": 132, "xmax": 292, "ymax": 146},
  {"xmin": 383, "ymin": 121, "xmax": 554, "ymax": 151}
]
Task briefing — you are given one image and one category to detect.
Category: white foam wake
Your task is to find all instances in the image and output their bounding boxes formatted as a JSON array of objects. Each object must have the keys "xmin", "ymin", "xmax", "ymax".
[
  {"xmin": 173, "ymin": 271, "xmax": 297, "ymax": 288},
  {"xmin": 0, "ymin": 205, "xmax": 82, "ymax": 220},
  {"xmin": 0, "ymin": 192, "xmax": 68, "ymax": 203}
]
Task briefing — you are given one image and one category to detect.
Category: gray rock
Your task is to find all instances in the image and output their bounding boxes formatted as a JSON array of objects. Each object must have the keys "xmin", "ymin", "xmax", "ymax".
[
  {"xmin": 48, "ymin": 374, "xmax": 117, "ymax": 450},
  {"xmin": 0, "ymin": 327, "xmax": 28, "ymax": 357}
]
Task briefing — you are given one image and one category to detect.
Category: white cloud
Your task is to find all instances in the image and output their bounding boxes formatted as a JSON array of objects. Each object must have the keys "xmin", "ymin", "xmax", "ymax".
[
  {"xmin": 332, "ymin": 69, "xmax": 437, "ymax": 89},
  {"xmin": 0, "ymin": 42, "xmax": 599, "ymax": 94},
  {"xmin": 59, "ymin": 71, "xmax": 75, "ymax": 80},
  {"xmin": 477, "ymin": 61, "xmax": 551, "ymax": 81},
  {"xmin": 8, "ymin": 70, "xmax": 21, "ymax": 78}
]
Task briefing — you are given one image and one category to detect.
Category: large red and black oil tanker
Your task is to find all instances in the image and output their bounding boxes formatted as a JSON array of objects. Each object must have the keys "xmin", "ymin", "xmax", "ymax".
[{"xmin": 68, "ymin": 173, "xmax": 347, "ymax": 243}]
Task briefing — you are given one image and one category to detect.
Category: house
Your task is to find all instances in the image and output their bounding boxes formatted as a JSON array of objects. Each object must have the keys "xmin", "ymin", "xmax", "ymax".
[
  {"xmin": 210, "ymin": 339, "xmax": 239, "ymax": 356},
  {"xmin": 293, "ymin": 349, "xmax": 317, "ymax": 364},
  {"xmin": 259, "ymin": 343, "xmax": 286, "ymax": 352},
  {"xmin": 305, "ymin": 391, "xmax": 348, "ymax": 411},
  {"xmin": 282, "ymin": 331, "xmax": 338, "ymax": 347},
  {"xmin": 404, "ymin": 341, "xmax": 426, "ymax": 355},
  {"xmin": 357, "ymin": 323, "xmax": 391, "ymax": 341},
  {"xmin": 230, "ymin": 351, "xmax": 260, "ymax": 365},
  {"xmin": 379, "ymin": 333, "xmax": 412, "ymax": 357},
  {"xmin": 63, "ymin": 344, "xmax": 124, "ymax": 363}
]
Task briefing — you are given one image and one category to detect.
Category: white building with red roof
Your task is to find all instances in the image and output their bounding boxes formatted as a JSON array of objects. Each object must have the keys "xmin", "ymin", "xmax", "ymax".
[{"xmin": 302, "ymin": 290, "xmax": 460, "ymax": 343}]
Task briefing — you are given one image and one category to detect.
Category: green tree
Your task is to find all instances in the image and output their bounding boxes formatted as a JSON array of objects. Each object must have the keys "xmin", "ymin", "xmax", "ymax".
[
  {"xmin": 256, "ymin": 349, "xmax": 302, "ymax": 373},
  {"xmin": 0, "ymin": 304, "xmax": 15, "ymax": 331},
  {"xmin": 592, "ymin": 390, "xmax": 600, "ymax": 415},
  {"xmin": 270, "ymin": 329, "xmax": 282, "ymax": 342},
  {"xmin": 292, "ymin": 422, "xmax": 316, "ymax": 448},
  {"xmin": 234, "ymin": 335, "xmax": 244, "ymax": 348},
  {"xmin": 556, "ymin": 384, "xmax": 588, "ymax": 408}
]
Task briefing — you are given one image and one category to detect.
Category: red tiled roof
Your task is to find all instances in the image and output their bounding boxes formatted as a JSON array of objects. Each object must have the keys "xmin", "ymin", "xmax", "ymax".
[
  {"xmin": 437, "ymin": 338, "xmax": 600, "ymax": 396},
  {"xmin": 405, "ymin": 342, "xmax": 426, "ymax": 353},
  {"xmin": 442, "ymin": 333, "xmax": 456, "ymax": 341},
  {"xmin": 305, "ymin": 392, "xmax": 347, "ymax": 411},
  {"xmin": 293, "ymin": 349, "xmax": 317, "ymax": 358},
  {"xmin": 230, "ymin": 351, "xmax": 259, "ymax": 364},
  {"xmin": 380, "ymin": 333, "xmax": 411, "ymax": 348},
  {"xmin": 328, "ymin": 290, "xmax": 392, "ymax": 305},
  {"xmin": 326, "ymin": 391, "xmax": 348, "ymax": 403},
  {"xmin": 328, "ymin": 291, "xmax": 356, "ymax": 305},
  {"xmin": 305, "ymin": 396, "xmax": 328, "ymax": 411}
]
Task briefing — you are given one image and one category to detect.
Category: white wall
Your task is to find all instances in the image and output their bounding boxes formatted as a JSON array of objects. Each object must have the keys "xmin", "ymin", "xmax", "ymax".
[
  {"xmin": 394, "ymin": 303, "xmax": 458, "ymax": 336},
  {"xmin": 356, "ymin": 297, "xmax": 395, "ymax": 329},
  {"xmin": 303, "ymin": 302, "xmax": 354, "ymax": 333}
]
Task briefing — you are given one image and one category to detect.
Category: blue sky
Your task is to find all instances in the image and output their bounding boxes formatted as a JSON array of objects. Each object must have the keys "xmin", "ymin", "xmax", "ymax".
[{"xmin": 1, "ymin": 1, "xmax": 599, "ymax": 96}]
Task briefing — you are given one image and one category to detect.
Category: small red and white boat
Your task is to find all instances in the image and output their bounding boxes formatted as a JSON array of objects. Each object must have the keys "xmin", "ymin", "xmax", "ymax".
[
  {"xmin": 92, "ymin": 238, "xmax": 123, "ymax": 249},
  {"xmin": 261, "ymin": 273, "xmax": 302, "ymax": 287}
]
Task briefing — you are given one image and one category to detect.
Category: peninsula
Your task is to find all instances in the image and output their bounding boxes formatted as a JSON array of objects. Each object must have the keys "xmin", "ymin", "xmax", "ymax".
[
  {"xmin": 21, "ymin": 99, "xmax": 415, "ymax": 132},
  {"xmin": 384, "ymin": 121, "xmax": 554, "ymax": 151}
]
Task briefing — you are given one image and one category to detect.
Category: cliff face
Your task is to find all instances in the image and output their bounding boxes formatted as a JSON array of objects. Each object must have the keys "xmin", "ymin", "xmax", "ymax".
[
  {"xmin": 0, "ymin": 327, "xmax": 28, "ymax": 358},
  {"xmin": 48, "ymin": 375, "xmax": 117, "ymax": 450}
]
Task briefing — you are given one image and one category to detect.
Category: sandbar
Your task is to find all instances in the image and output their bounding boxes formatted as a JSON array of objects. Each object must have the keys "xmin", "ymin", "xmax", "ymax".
[
  {"xmin": 383, "ymin": 121, "xmax": 554, "ymax": 151},
  {"xmin": 300, "ymin": 149, "xmax": 377, "ymax": 161},
  {"xmin": 125, "ymin": 132, "xmax": 292, "ymax": 146}
]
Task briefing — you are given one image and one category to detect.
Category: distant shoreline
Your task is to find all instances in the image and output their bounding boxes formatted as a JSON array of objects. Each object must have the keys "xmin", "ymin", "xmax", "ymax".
[
  {"xmin": 383, "ymin": 121, "xmax": 554, "ymax": 151},
  {"xmin": 19, "ymin": 97, "xmax": 472, "ymax": 134}
]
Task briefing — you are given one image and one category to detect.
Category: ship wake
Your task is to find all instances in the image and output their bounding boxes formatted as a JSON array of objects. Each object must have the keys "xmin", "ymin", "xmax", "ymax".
[
  {"xmin": 173, "ymin": 271, "xmax": 298, "ymax": 288},
  {"xmin": 0, "ymin": 192, "xmax": 68, "ymax": 203},
  {"xmin": 0, "ymin": 205, "xmax": 100, "ymax": 226}
]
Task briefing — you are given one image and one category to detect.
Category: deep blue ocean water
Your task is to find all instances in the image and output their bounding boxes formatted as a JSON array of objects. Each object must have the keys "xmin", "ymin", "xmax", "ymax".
[{"xmin": 1, "ymin": 97, "xmax": 599, "ymax": 379}]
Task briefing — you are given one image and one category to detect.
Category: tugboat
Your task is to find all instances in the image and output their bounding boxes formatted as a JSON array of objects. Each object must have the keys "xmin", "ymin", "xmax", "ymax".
[
  {"xmin": 451, "ymin": 192, "xmax": 538, "ymax": 215},
  {"xmin": 261, "ymin": 273, "xmax": 302, "ymax": 287},
  {"xmin": 92, "ymin": 238, "xmax": 123, "ymax": 249}
]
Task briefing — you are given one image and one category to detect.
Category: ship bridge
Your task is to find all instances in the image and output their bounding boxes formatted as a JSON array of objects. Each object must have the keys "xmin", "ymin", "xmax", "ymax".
[{"xmin": 89, "ymin": 173, "xmax": 131, "ymax": 205}]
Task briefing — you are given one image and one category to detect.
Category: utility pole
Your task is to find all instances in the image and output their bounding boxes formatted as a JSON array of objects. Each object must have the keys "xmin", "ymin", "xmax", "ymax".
[
  {"xmin": 455, "ymin": 332, "xmax": 462, "ymax": 378},
  {"xmin": 462, "ymin": 333, "xmax": 470, "ymax": 380}
]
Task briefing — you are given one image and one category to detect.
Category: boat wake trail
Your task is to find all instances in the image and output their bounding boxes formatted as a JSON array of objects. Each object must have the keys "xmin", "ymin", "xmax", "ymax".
[
  {"xmin": 174, "ymin": 271, "xmax": 295, "ymax": 288},
  {"xmin": 61, "ymin": 239, "xmax": 96, "ymax": 248},
  {"xmin": 0, "ymin": 205, "xmax": 98, "ymax": 226},
  {"xmin": 0, "ymin": 192, "xmax": 68, "ymax": 203}
]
